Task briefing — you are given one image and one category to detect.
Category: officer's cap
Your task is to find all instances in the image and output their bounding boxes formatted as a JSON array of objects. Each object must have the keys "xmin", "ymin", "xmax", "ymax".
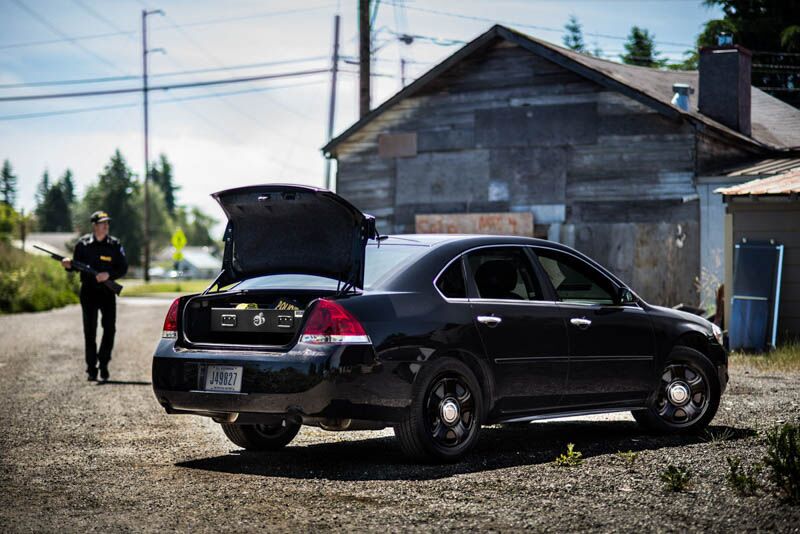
[{"xmin": 90, "ymin": 211, "xmax": 111, "ymax": 224}]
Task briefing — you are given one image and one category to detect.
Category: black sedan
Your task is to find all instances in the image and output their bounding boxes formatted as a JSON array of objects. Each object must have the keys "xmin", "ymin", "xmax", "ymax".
[{"xmin": 152, "ymin": 184, "xmax": 728, "ymax": 462}]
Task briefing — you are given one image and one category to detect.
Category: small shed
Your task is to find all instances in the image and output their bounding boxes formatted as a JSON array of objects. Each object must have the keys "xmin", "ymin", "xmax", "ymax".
[{"xmin": 717, "ymin": 170, "xmax": 800, "ymax": 340}]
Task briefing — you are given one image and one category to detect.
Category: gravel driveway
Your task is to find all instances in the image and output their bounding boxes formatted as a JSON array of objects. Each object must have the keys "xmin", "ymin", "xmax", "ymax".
[{"xmin": 1, "ymin": 298, "xmax": 798, "ymax": 532}]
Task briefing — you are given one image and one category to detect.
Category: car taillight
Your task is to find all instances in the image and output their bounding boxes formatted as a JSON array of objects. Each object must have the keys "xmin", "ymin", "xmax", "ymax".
[
  {"xmin": 162, "ymin": 298, "xmax": 180, "ymax": 338},
  {"xmin": 300, "ymin": 298, "xmax": 370, "ymax": 344}
]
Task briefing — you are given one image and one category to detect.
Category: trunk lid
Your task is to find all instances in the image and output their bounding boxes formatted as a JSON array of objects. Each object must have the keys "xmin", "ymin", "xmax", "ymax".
[{"xmin": 212, "ymin": 184, "xmax": 376, "ymax": 289}]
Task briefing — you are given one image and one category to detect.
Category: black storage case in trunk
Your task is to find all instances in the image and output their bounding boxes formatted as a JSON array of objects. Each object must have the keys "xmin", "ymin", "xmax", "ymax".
[{"xmin": 181, "ymin": 289, "xmax": 336, "ymax": 348}]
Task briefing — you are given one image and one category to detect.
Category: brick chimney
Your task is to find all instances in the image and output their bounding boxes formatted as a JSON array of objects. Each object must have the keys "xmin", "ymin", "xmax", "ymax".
[{"xmin": 699, "ymin": 44, "xmax": 752, "ymax": 136}]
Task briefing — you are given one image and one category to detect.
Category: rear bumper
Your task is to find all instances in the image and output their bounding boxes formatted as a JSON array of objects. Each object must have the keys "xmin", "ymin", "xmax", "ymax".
[{"xmin": 151, "ymin": 339, "xmax": 413, "ymax": 423}]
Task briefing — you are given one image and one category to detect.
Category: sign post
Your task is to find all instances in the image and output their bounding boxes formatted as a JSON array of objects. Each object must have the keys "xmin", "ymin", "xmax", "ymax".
[{"xmin": 171, "ymin": 228, "xmax": 187, "ymax": 275}]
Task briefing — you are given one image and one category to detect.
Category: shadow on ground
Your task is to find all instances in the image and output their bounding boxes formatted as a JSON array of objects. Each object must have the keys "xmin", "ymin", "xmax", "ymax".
[
  {"xmin": 176, "ymin": 421, "xmax": 756, "ymax": 481},
  {"xmin": 95, "ymin": 380, "xmax": 152, "ymax": 386}
]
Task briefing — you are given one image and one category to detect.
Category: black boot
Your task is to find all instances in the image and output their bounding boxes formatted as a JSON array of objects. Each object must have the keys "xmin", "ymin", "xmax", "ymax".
[{"xmin": 99, "ymin": 365, "xmax": 109, "ymax": 382}]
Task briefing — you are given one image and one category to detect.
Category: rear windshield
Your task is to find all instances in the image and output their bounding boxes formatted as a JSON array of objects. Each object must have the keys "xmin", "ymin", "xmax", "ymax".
[{"xmin": 235, "ymin": 244, "xmax": 428, "ymax": 290}]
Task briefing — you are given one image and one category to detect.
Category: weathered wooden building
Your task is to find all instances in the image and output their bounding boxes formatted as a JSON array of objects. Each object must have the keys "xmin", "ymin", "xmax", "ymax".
[
  {"xmin": 717, "ymin": 170, "xmax": 800, "ymax": 339},
  {"xmin": 322, "ymin": 25, "xmax": 800, "ymax": 306}
]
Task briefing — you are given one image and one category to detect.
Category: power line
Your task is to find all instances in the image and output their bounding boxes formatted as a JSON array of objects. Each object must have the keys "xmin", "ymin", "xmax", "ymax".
[
  {"xmin": 9, "ymin": 0, "xmax": 124, "ymax": 73},
  {"xmin": 0, "ymin": 3, "xmax": 336, "ymax": 51},
  {"xmin": 0, "ymin": 68, "xmax": 331, "ymax": 102},
  {"xmin": 0, "ymin": 56, "xmax": 329, "ymax": 89},
  {"xmin": 381, "ymin": 0, "xmax": 695, "ymax": 48}
]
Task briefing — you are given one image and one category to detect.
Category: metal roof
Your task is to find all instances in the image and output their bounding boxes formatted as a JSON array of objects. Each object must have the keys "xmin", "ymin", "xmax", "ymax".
[
  {"xmin": 715, "ymin": 169, "xmax": 800, "ymax": 196},
  {"xmin": 323, "ymin": 25, "xmax": 800, "ymax": 155},
  {"xmin": 724, "ymin": 158, "xmax": 800, "ymax": 177}
]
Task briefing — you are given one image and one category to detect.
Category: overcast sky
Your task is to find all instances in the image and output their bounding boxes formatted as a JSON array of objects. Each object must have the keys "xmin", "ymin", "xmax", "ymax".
[{"xmin": 0, "ymin": 0, "xmax": 722, "ymax": 235}]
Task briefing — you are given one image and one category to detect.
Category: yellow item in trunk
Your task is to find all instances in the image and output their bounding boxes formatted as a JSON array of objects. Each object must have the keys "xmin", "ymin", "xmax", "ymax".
[{"xmin": 235, "ymin": 303, "xmax": 258, "ymax": 309}]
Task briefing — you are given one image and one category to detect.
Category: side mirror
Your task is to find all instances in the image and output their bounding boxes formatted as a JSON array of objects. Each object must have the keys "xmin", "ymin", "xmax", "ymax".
[{"xmin": 617, "ymin": 287, "xmax": 636, "ymax": 305}]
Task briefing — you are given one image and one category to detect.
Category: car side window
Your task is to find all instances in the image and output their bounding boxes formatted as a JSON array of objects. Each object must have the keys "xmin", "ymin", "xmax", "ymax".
[
  {"xmin": 466, "ymin": 247, "xmax": 541, "ymax": 301},
  {"xmin": 534, "ymin": 248, "xmax": 617, "ymax": 305},
  {"xmin": 436, "ymin": 259, "xmax": 467, "ymax": 299}
]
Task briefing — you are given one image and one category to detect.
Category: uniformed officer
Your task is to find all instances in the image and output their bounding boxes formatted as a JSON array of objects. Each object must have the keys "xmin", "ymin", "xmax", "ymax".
[{"xmin": 62, "ymin": 211, "xmax": 128, "ymax": 381}]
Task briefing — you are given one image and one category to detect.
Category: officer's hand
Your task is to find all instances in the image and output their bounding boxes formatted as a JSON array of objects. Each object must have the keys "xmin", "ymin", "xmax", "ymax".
[
  {"xmin": 61, "ymin": 258, "xmax": 72, "ymax": 270},
  {"xmin": 96, "ymin": 272, "xmax": 110, "ymax": 283}
]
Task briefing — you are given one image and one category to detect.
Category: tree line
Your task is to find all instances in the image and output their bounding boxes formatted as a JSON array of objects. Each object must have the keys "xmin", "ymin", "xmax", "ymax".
[
  {"xmin": 0, "ymin": 150, "xmax": 218, "ymax": 266},
  {"xmin": 562, "ymin": 1, "xmax": 800, "ymax": 108}
]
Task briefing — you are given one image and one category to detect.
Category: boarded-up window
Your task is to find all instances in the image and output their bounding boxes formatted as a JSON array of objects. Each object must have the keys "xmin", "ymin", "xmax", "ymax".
[
  {"xmin": 415, "ymin": 212, "xmax": 534, "ymax": 236},
  {"xmin": 378, "ymin": 132, "xmax": 417, "ymax": 158}
]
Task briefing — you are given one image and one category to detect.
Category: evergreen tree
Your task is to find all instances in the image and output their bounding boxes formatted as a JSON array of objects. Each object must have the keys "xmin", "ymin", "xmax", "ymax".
[
  {"xmin": 175, "ymin": 206, "xmax": 218, "ymax": 249},
  {"xmin": 35, "ymin": 170, "xmax": 49, "ymax": 208},
  {"xmin": 150, "ymin": 154, "xmax": 179, "ymax": 216},
  {"xmin": 563, "ymin": 15, "xmax": 586, "ymax": 53},
  {"xmin": 41, "ymin": 184, "xmax": 71, "ymax": 231},
  {"xmin": 1, "ymin": 160, "xmax": 17, "ymax": 207},
  {"xmin": 78, "ymin": 150, "xmax": 143, "ymax": 264},
  {"xmin": 621, "ymin": 26, "xmax": 665, "ymax": 68},
  {"xmin": 697, "ymin": 0, "xmax": 800, "ymax": 108},
  {"xmin": 60, "ymin": 169, "xmax": 76, "ymax": 205}
]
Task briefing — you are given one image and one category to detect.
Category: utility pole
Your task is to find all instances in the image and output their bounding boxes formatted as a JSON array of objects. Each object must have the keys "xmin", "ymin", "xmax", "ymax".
[
  {"xmin": 325, "ymin": 14, "xmax": 340, "ymax": 191},
  {"xmin": 141, "ymin": 8, "xmax": 164, "ymax": 282},
  {"xmin": 400, "ymin": 58, "xmax": 407, "ymax": 88},
  {"xmin": 358, "ymin": 0, "xmax": 370, "ymax": 118}
]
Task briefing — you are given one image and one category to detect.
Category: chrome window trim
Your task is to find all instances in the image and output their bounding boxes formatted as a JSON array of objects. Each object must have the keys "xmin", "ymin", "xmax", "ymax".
[{"xmin": 432, "ymin": 242, "xmax": 642, "ymax": 308}]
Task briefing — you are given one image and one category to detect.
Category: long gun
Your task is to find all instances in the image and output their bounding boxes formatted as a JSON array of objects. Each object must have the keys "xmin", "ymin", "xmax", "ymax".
[{"xmin": 33, "ymin": 245, "xmax": 123, "ymax": 296}]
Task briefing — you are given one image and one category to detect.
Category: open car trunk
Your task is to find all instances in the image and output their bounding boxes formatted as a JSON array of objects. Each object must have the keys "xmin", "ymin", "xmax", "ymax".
[
  {"xmin": 211, "ymin": 184, "xmax": 376, "ymax": 290},
  {"xmin": 181, "ymin": 289, "xmax": 337, "ymax": 349}
]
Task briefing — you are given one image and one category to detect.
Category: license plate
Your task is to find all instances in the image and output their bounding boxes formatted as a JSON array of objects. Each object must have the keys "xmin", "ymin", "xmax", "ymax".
[{"xmin": 204, "ymin": 365, "xmax": 243, "ymax": 392}]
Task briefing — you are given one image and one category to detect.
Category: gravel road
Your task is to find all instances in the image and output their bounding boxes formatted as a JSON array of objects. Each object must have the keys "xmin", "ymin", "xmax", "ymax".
[{"xmin": 1, "ymin": 298, "xmax": 798, "ymax": 532}]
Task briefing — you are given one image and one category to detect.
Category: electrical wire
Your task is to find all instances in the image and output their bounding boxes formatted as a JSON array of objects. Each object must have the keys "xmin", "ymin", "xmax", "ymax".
[
  {"xmin": 0, "ymin": 56, "xmax": 330, "ymax": 89},
  {"xmin": 381, "ymin": 0, "xmax": 695, "ymax": 48},
  {"xmin": 0, "ymin": 3, "xmax": 337, "ymax": 51},
  {"xmin": 0, "ymin": 68, "xmax": 331, "ymax": 102},
  {"xmin": 9, "ymin": 0, "xmax": 124, "ymax": 73}
]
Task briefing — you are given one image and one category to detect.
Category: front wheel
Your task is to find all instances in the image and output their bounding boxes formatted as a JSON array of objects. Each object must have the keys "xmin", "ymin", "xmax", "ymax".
[
  {"xmin": 394, "ymin": 358, "xmax": 483, "ymax": 462},
  {"xmin": 632, "ymin": 346, "xmax": 720, "ymax": 434},
  {"xmin": 220, "ymin": 420, "xmax": 301, "ymax": 451}
]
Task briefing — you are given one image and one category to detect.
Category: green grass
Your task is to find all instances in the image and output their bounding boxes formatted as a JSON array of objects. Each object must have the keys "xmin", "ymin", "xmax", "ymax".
[
  {"xmin": 729, "ymin": 342, "xmax": 800, "ymax": 372},
  {"xmin": 0, "ymin": 240, "xmax": 80, "ymax": 314},
  {"xmin": 119, "ymin": 279, "xmax": 212, "ymax": 297}
]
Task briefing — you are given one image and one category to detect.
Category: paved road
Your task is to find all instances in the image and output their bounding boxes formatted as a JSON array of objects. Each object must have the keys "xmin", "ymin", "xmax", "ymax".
[{"xmin": 1, "ymin": 299, "xmax": 798, "ymax": 532}]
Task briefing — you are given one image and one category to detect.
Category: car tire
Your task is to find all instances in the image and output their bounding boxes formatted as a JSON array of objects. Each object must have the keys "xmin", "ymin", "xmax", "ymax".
[
  {"xmin": 220, "ymin": 420, "xmax": 301, "ymax": 451},
  {"xmin": 394, "ymin": 357, "xmax": 483, "ymax": 462},
  {"xmin": 632, "ymin": 346, "xmax": 720, "ymax": 434}
]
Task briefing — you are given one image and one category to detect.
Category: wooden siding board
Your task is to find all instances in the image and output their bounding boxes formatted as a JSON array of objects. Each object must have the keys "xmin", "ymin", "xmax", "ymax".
[
  {"xmin": 395, "ymin": 150, "xmax": 491, "ymax": 206},
  {"xmin": 489, "ymin": 147, "xmax": 567, "ymax": 204},
  {"xmin": 475, "ymin": 103, "xmax": 599, "ymax": 148}
]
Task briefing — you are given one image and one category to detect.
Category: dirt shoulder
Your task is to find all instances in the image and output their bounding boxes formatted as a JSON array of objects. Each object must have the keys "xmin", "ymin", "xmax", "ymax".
[{"xmin": 0, "ymin": 300, "xmax": 798, "ymax": 532}]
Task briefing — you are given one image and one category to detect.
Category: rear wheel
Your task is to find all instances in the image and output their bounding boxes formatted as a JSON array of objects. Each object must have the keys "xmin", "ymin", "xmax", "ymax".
[
  {"xmin": 220, "ymin": 420, "xmax": 301, "ymax": 451},
  {"xmin": 632, "ymin": 346, "xmax": 720, "ymax": 434},
  {"xmin": 394, "ymin": 358, "xmax": 483, "ymax": 462}
]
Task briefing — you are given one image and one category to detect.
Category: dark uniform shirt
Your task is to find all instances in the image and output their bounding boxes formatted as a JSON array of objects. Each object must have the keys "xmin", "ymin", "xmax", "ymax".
[{"xmin": 72, "ymin": 234, "xmax": 128, "ymax": 287}]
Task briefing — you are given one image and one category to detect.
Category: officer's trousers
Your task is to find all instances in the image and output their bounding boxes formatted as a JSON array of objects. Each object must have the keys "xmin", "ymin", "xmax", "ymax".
[{"xmin": 80, "ymin": 285, "xmax": 116, "ymax": 373}]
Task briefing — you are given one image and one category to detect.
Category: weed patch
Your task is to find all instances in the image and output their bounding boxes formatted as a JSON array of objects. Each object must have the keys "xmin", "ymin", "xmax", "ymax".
[
  {"xmin": 660, "ymin": 465, "xmax": 692, "ymax": 492},
  {"xmin": 726, "ymin": 457, "xmax": 761, "ymax": 496},
  {"xmin": 764, "ymin": 423, "xmax": 800, "ymax": 503},
  {"xmin": 555, "ymin": 443, "xmax": 583, "ymax": 467}
]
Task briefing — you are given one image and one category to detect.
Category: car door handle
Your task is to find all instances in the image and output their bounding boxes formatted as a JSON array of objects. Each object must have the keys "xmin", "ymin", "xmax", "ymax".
[
  {"xmin": 477, "ymin": 315, "xmax": 502, "ymax": 327},
  {"xmin": 570, "ymin": 317, "xmax": 592, "ymax": 330}
]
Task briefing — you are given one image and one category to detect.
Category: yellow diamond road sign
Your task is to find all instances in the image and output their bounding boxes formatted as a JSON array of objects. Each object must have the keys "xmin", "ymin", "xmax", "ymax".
[
  {"xmin": 171, "ymin": 228, "xmax": 187, "ymax": 250},
  {"xmin": 172, "ymin": 251, "xmax": 184, "ymax": 262}
]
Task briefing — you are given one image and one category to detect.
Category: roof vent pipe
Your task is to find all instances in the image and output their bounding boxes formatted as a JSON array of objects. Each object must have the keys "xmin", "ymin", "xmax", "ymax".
[{"xmin": 671, "ymin": 83, "xmax": 693, "ymax": 111}]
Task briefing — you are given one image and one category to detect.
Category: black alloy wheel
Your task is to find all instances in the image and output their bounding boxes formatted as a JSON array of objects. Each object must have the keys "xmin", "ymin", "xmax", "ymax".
[
  {"xmin": 395, "ymin": 358, "xmax": 483, "ymax": 462},
  {"xmin": 220, "ymin": 419, "xmax": 301, "ymax": 451},
  {"xmin": 655, "ymin": 363, "xmax": 709, "ymax": 427},
  {"xmin": 632, "ymin": 346, "xmax": 720, "ymax": 434},
  {"xmin": 425, "ymin": 376, "xmax": 477, "ymax": 449}
]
